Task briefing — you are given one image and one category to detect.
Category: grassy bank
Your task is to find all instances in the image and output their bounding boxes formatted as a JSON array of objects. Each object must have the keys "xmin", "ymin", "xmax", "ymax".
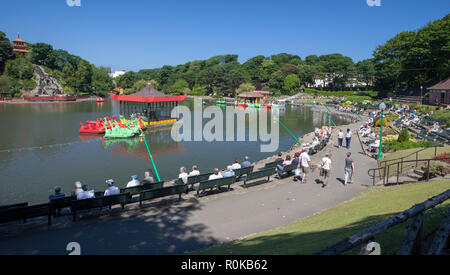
[{"xmin": 195, "ymin": 180, "xmax": 450, "ymax": 255}]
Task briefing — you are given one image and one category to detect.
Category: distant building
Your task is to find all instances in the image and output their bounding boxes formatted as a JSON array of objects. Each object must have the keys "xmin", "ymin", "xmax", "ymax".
[
  {"xmin": 427, "ymin": 78, "xmax": 450, "ymax": 105},
  {"xmin": 11, "ymin": 33, "xmax": 29, "ymax": 57},
  {"xmin": 110, "ymin": 70, "xmax": 126, "ymax": 78}
]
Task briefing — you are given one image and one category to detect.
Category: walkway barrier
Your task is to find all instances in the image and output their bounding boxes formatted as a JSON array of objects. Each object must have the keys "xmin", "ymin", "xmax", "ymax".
[
  {"xmin": 368, "ymin": 156, "xmax": 450, "ymax": 186},
  {"xmin": 315, "ymin": 189, "xmax": 450, "ymax": 255}
]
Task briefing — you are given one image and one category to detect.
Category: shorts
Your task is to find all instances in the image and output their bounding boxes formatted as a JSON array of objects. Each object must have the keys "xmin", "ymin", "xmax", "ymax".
[
  {"xmin": 322, "ymin": 169, "xmax": 330, "ymax": 178},
  {"xmin": 302, "ymin": 166, "xmax": 310, "ymax": 174}
]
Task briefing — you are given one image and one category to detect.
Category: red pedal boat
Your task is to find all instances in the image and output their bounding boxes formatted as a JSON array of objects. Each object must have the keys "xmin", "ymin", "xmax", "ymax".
[{"xmin": 79, "ymin": 120, "xmax": 105, "ymax": 135}]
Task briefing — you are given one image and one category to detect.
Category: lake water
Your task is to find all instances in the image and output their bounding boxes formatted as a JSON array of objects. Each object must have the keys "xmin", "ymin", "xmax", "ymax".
[{"xmin": 0, "ymin": 99, "xmax": 354, "ymax": 205}]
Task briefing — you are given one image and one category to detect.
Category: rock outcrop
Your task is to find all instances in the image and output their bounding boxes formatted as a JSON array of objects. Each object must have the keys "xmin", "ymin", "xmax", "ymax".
[{"xmin": 30, "ymin": 65, "xmax": 66, "ymax": 96}]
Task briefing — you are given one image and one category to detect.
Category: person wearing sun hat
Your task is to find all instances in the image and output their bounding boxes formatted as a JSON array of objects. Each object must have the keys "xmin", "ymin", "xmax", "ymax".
[
  {"xmin": 126, "ymin": 174, "xmax": 141, "ymax": 188},
  {"xmin": 104, "ymin": 179, "xmax": 119, "ymax": 196}
]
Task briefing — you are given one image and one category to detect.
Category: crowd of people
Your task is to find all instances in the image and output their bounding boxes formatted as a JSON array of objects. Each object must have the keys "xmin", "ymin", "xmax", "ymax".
[{"xmin": 48, "ymin": 171, "xmax": 157, "ymax": 202}]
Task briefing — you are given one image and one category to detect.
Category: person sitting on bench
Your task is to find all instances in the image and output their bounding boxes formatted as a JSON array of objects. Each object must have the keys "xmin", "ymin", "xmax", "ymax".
[
  {"xmin": 49, "ymin": 186, "xmax": 65, "ymax": 201},
  {"xmin": 231, "ymin": 159, "xmax": 241, "ymax": 170},
  {"xmin": 241, "ymin": 156, "xmax": 251, "ymax": 168},
  {"xmin": 127, "ymin": 175, "xmax": 141, "ymax": 188},
  {"xmin": 142, "ymin": 171, "xmax": 155, "ymax": 184},
  {"xmin": 178, "ymin": 167, "xmax": 189, "ymax": 184},
  {"xmin": 222, "ymin": 166, "xmax": 235, "ymax": 178},
  {"xmin": 104, "ymin": 179, "xmax": 119, "ymax": 196},
  {"xmin": 208, "ymin": 168, "xmax": 223, "ymax": 180},
  {"xmin": 77, "ymin": 185, "xmax": 95, "ymax": 200},
  {"xmin": 72, "ymin": 181, "xmax": 84, "ymax": 196},
  {"xmin": 277, "ymin": 155, "xmax": 292, "ymax": 174},
  {"xmin": 189, "ymin": 165, "xmax": 200, "ymax": 177}
]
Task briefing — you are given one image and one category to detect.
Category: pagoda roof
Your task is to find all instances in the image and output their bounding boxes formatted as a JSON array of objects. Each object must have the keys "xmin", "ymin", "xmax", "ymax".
[
  {"xmin": 238, "ymin": 92, "xmax": 265, "ymax": 98},
  {"xmin": 110, "ymin": 83, "xmax": 186, "ymax": 103},
  {"xmin": 13, "ymin": 38, "xmax": 26, "ymax": 43}
]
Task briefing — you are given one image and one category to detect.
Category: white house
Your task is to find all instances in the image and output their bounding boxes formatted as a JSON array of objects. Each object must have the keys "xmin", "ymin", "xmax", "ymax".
[{"xmin": 110, "ymin": 70, "xmax": 126, "ymax": 78}]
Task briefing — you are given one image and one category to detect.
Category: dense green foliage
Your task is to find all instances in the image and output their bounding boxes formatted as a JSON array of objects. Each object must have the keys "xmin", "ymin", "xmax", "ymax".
[
  {"xmin": 397, "ymin": 128, "xmax": 410, "ymax": 143},
  {"xmin": 0, "ymin": 33, "xmax": 114, "ymax": 96},
  {"xmin": 373, "ymin": 14, "xmax": 450, "ymax": 93},
  {"xmin": 382, "ymin": 140, "xmax": 436, "ymax": 153},
  {"xmin": 304, "ymin": 88, "xmax": 378, "ymax": 97}
]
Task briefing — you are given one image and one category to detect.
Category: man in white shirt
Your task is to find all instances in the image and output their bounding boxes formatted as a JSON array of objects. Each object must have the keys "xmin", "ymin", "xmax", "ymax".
[
  {"xmin": 126, "ymin": 175, "xmax": 141, "ymax": 188},
  {"xmin": 299, "ymin": 149, "xmax": 311, "ymax": 184},
  {"xmin": 77, "ymin": 185, "xmax": 95, "ymax": 200},
  {"xmin": 104, "ymin": 179, "xmax": 119, "ymax": 196},
  {"xmin": 231, "ymin": 159, "xmax": 241, "ymax": 170},
  {"xmin": 321, "ymin": 152, "xmax": 332, "ymax": 188},
  {"xmin": 188, "ymin": 165, "xmax": 200, "ymax": 177},
  {"xmin": 178, "ymin": 167, "xmax": 189, "ymax": 184},
  {"xmin": 208, "ymin": 168, "xmax": 223, "ymax": 180}
]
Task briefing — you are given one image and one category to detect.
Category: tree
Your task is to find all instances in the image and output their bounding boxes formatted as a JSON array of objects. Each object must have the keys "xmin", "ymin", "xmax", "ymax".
[
  {"xmin": 75, "ymin": 60, "xmax": 92, "ymax": 94},
  {"xmin": 172, "ymin": 79, "xmax": 189, "ymax": 93},
  {"xmin": 29, "ymin": 43, "xmax": 57, "ymax": 69},
  {"xmin": 91, "ymin": 66, "xmax": 113, "ymax": 95},
  {"xmin": 236, "ymin": 83, "xmax": 255, "ymax": 94},
  {"xmin": 356, "ymin": 59, "xmax": 376, "ymax": 89},
  {"xmin": 62, "ymin": 62, "xmax": 76, "ymax": 89},
  {"xmin": 0, "ymin": 31, "xmax": 14, "ymax": 73},
  {"xmin": 4, "ymin": 58, "xmax": 34, "ymax": 80},
  {"xmin": 280, "ymin": 64, "xmax": 299, "ymax": 77},
  {"xmin": 268, "ymin": 70, "xmax": 285, "ymax": 91},
  {"xmin": 0, "ymin": 75, "xmax": 10, "ymax": 95},
  {"xmin": 283, "ymin": 74, "xmax": 301, "ymax": 95}
]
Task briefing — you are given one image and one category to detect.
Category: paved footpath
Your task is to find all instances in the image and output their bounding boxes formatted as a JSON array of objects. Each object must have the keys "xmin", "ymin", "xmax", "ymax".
[{"xmin": 0, "ymin": 120, "xmax": 377, "ymax": 255}]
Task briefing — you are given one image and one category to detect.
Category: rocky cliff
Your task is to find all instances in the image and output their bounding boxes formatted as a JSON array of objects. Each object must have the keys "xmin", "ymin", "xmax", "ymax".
[{"xmin": 30, "ymin": 65, "xmax": 66, "ymax": 96}]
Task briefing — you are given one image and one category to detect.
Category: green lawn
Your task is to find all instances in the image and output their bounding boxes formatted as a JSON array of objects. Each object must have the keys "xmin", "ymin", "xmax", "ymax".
[
  {"xmin": 195, "ymin": 180, "xmax": 450, "ymax": 255},
  {"xmin": 380, "ymin": 146, "xmax": 450, "ymax": 176}
]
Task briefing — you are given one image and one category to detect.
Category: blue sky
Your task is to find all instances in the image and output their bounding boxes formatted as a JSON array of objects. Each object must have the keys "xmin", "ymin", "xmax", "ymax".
[{"xmin": 0, "ymin": 0, "xmax": 449, "ymax": 72}]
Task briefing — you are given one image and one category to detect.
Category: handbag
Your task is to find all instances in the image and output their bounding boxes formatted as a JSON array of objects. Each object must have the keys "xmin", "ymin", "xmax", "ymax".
[{"xmin": 295, "ymin": 168, "xmax": 301, "ymax": 177}]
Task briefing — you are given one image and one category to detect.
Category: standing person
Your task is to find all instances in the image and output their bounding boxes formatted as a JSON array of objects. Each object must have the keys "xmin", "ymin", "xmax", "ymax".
[
  {"xmin": 344, "ymin": 152, "xmax": 355, "ymax": 186},
  {"xmin": 321, "ymin": 152, "xmax": 332, "ymax": 188},
  {"xmin": 338, "ymin": 129, "xmax": 344, "ymax": 148},
  {"xmin": 299, "ymin": 149, "xmax": 311, "ymax": 184},
  {"xmin": 345, "ymin": 128, "xmax": 352, "ymax": 149}
]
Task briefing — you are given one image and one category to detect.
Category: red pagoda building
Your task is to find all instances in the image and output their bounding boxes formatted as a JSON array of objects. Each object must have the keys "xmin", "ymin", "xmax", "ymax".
[
  {"xmin": 11, "ymin": 33, "xmax": 29, "ymax": 56},
  {"xmin": 110, "ymin": 80, "xmax": 186, "ymax": 122}
]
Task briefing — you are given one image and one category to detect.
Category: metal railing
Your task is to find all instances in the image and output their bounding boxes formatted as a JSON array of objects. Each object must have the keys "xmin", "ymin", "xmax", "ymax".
[
  {"xmin": 368, "ymin": 156, "xmax": 450, "ymax": 186},
  {"xmin": 379, "ymin": 145, "xmax": 443, "ymax": 168}
]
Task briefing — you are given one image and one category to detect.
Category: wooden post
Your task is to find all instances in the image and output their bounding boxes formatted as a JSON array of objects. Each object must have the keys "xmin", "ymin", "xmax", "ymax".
[
  {"xmin": 396, "ymin": 163, "xmax": 400, "ymax": 185},
  {"xmin": 427, "ymin": 160, "xmax": 431, "ymax": 181},
  {"xmin": 397, "ymin": 213, "xmax": 423, "ymax": 255},
  {"xmin": 427, "ymin": 208, "xmax": 450, "ymax": 255},
  {"xmin": 315, "ymin": 190, "xmax": 450, "ymax": 255}
]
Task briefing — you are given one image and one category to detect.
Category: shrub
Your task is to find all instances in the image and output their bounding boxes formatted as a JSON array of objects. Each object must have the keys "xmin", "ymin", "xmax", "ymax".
[
  {"xmin": 382, "ymin": 140, "xmax": 436, "ymax": 153},
  {"xmin": 397, "ymin": 128, "xmax": 410, "ymax": 143},
  {"xmin": 375, "ymin": 118, "xmax": 389, "ymax": 127}
]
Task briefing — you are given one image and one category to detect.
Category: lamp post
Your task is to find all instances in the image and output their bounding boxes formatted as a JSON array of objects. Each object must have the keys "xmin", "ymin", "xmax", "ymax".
[
  {"xmin": 420, "ymin": 85, "xmax": 423, "ymax": 105},
  {"xmin": 377, "ymin": 102, "xmax": 386, "ymax": 160}
]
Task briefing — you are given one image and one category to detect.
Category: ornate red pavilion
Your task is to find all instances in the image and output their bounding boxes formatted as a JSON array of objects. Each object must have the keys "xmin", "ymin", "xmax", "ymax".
[
  {"xmin": 11, "ymin": 33, "xmax": 29, "ymax": 56},
  {"xmin": 110, "ymin": 80, "xmax": 187, "ymax": 121}
]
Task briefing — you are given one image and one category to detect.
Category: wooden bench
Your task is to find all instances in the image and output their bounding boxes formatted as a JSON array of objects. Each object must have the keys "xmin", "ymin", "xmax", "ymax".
[
  {"xmin": 176, "ymin": 173, "xmax": 214, "ymax": 189},
  {"xmin": 243, "ymin": 168, "xmax": 274, "ymax": 188},
  {"xmin": 120, "ymin": 181, "xmax": 164, "ymax": 199},
  {"xmin": 0, "ymin": 202, "xmax": 28, "ymax": 211},
  {"xmin": 72, "ymin": 193, "xmax": 129, "ymax": 222},
  {"xmin": 258, "ymin": 160, "xmax": 283, "ymax": 171},
  {"xmin": 277, "ymin": 163, "xmax": 298, "ymax": 178},
  {"xmin": 234, "ymin": 166, "xmax": 254, "ymax": 178},
  {"xmin": 50, "ymin": 196, "xmax": 76, "ymax": 216},
  {"xmin": 139, "ymin": 184, "xmax": 188, "ymax": 206},
  {"xmin": 0, "ymin": 203, "xmax": 52, "ymax": 226},
  {"xmin": 194, "ymin": 176, "xmax": 236, "ymax": 196}
]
